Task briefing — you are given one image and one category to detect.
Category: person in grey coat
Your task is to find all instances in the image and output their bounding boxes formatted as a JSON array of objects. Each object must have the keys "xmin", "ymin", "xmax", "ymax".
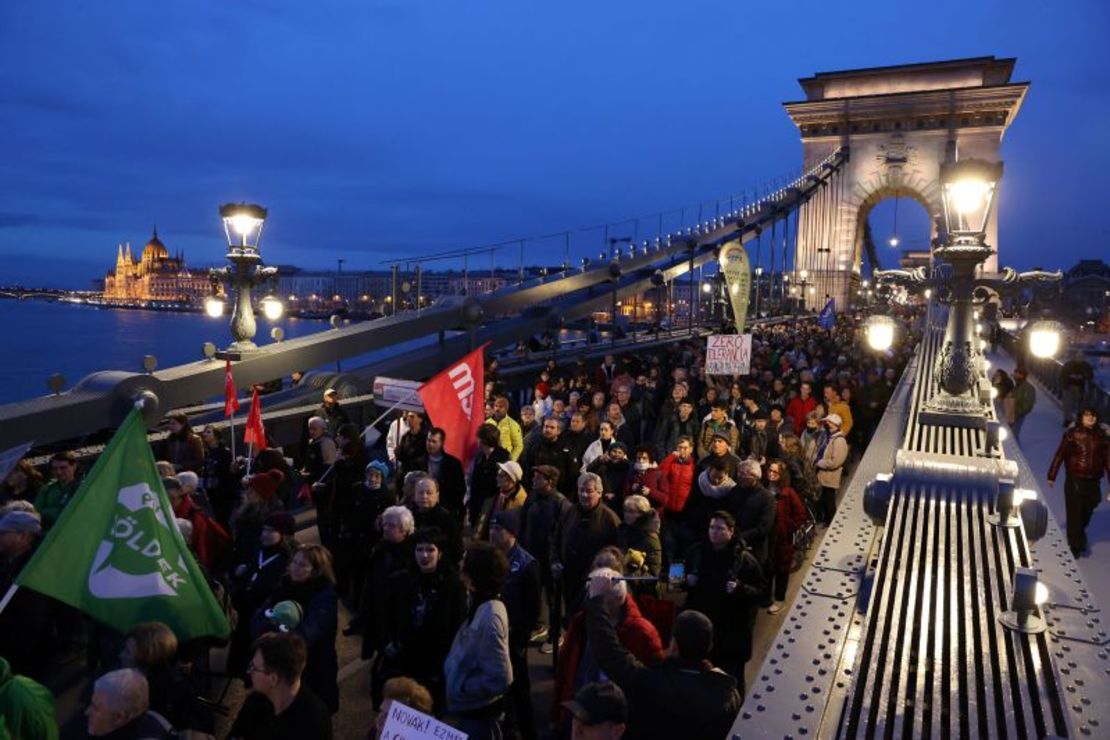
[{"xmin": 444, "ymin": 542, "xmax": 513, "ymax": 740}]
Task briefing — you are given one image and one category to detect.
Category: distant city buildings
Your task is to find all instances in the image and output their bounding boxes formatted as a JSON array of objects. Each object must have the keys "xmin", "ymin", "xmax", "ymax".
[
  {"xmin": 1060, "ymin": 259, "xmax": 1110, "ymax": 329},
  {"xmin": 103, "ymin": 228, "xmax": 211, "ymax": 302}
]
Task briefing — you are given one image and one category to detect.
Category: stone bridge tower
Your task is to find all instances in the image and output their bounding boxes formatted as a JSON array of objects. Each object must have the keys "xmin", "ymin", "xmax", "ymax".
[{"xmin": 784, "ymin": 57, "xmax": 1028, "ymax": 309}]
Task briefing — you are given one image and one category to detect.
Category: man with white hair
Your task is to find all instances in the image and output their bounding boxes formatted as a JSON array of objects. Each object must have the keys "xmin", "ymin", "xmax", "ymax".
[{"xmin": 85, "ymin": 668, "xmax": 171, "ymax": 738}]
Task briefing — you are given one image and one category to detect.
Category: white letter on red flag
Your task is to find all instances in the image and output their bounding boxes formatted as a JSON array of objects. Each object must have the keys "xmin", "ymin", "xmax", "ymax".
[{"xmin": 417, "ymin": 344, "xmax": 487, "ymax": 466}]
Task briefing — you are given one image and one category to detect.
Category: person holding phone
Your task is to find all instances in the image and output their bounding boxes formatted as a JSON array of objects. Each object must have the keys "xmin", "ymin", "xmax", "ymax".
[{"xmin": 682, "ymin": 511, "xmax": 766, "ymax": 694}]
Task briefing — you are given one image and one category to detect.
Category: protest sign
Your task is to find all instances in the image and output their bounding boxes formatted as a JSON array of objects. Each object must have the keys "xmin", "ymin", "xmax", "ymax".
[
  {"xmin": 379, "ymin": 700, "xmax": 467, "ymax": 740},
  {"xmin": 705, "ymin": 334, "xmax": 752, "ymax": 376}
]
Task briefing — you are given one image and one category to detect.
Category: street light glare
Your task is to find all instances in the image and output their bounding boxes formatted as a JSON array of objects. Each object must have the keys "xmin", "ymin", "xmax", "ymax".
[
  {"xmin": 865, "ymin": 316, "xmax": 895, "ymax": 352},
  {"xmin": 261, "ymin": 295, "xmax": 284, "ymax": 321},
  {"xmin": 948, "ymin": 180, "xmax": 990, "ymax": 215},
  {"xmin": 204, "ymin": 296, "xmax": 225, "ymax": 318},
  {"xmin": 231, "ymin": 215, "xmax": 261, "ymax": 238},
  {"xmin": 1029, "ymin": 324, "xmax": 1061, "ymax": 358}
]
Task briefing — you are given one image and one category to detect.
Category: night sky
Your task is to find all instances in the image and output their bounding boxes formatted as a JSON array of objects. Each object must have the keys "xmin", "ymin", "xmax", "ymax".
[{"xmin": 1, "ymin": 0, "xmax": 1107, "ymax": 288}]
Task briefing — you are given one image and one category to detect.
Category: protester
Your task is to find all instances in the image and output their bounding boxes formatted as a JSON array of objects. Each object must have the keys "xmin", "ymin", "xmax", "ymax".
[
  {"xmin": 550, "ymin": 473, "xmax": 620, "ymax": 615},
  {"xmin": 444, "ymin": 543, "xmax": 513, "ymax": 740},
  {"xmin": 252, "ymin": 544, "xmax": 339, "ymax": 713},
  {"xmin": 33, "ymin": 451, "xmax": 81, "ymax": 531},
  {"xmin": 317, "ymin": 388, "xmax": 350, "ymax": 435},
  {"xmin": 519, "ymin": 465, "xmax": 573, "ymax": 651},
  {"xmin": 488, "ymin": 396, "xmax": 525, "ymax": 461},
  {"xmin": 360, "ymin": 506, "xmax": 415, "ymax": 664},
  {"xmin": 408, "ymin": 477, "xmax": 463, "ymax": 566},
  {"xmin": 562, "ymin": 681, "xmax": 627, "ymax": 740},
  {"xmin": 158, "ymin": 413, "xmax": 205, "ymax": 474},
  {"xmin": 617, "ymin": 495, "xmax": 662, "ymax": 595},
  {"xmin": 334, "ymin": 460, "xmax": 395, "ymax": 619},
  {"xmin": 1010, "ymin": 367, "xmax": 1036, "ymax": 442},
  {"xmin": 489, "ymin": 509, "xmax": 542, "ymax": 740},
  {"xmin": 84, "ymin": 668, "xmax": 171, "ymax": 739},
  {"xmin": 1048, "ymin": 407, "xmax": 1110, "ymax": 558},
  {"xmin": 765, "ymin": 460, "xmax": 811, "ymax": 613},
  {"xmin": 584, "ymin": 577, "xmax": 742, "ymax": 740},
  {"xmin": 228, "ymin": 633, "xmax": 332, "ymax": 740},
  {"xmin": 230, "ymin": 470, "xmax": 285, "ymax": 565},
  {"xmin": 470, "ymin": 424, "xmax": 513, "ymax": 527},
  {"xmin": 229, "ymin": 512, "xmax": 297, "ymax": 676},
  {"xmin": 1060, "ymin": 352, "xmax": 1094, "ymax": 427},
  {"xmin": 373, "ymin": 527, "xmax": 466, "ymax": 713},
  {"xmin": 0, "ymin": 510, "xmax": 54, "ymax": 679},
  {"xmin": 119, "ymin": 621, "xmax": 213, "ymax": 735},
  {"xmin": 815, "ymin": 414, "xmax": 849, "ymax": 524},
  {"xmin": 371, "ymin": 677, "xmax": 434, "ymax": 740}
]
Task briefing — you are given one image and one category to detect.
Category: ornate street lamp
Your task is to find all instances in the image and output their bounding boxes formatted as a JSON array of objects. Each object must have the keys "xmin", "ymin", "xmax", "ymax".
[
  {"xmin": 872, "ymin": 158, "xmax": 1061, "ymax": 426},
  {"xmin": 207, "ymin": 203, "xmax": 281, "ymax": 355}
]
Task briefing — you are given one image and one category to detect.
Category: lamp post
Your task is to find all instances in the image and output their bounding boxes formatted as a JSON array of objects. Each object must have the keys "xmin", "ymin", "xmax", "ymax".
[
  {"xmin": 754, "ymin": 266, "xmax": 763, "ymax": 318},
  {"xmin": 873, "ymin": 158, "xmax": 1062, "ymax": 426},
  {"xmin": 206, "ymin": 203, "xmax": 281, "ymax": 356}
]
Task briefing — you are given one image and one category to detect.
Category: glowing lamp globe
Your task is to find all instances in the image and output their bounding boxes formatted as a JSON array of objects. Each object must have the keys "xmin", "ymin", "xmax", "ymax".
[
  {"xmin": 939, "ymin": 159, "xmax": 1003, "ymax": 238},
  {"xmin": 204, "ymin": 296, "xmax": 225, "ymax": 318},
  {"xmin": 261, "ymin": 295, "xmax": 284, "ymax": 321},
  {"xmin": 1028, "ymin": 321, "xmax": 1062, "ymax": 359},
  {"xmin": 219, "ymin": 203, "xmax": 267, "ymax": 251},
  {"xmin": 865, "ymin": 315, "xmax": 896, "ymax": 352}
]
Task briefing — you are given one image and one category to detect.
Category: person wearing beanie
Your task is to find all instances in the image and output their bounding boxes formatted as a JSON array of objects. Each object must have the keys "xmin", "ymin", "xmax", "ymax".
[
  {"xmin": 585, "ymin": 574, "xmax": 741, "ymax": 740},
  {"xmin": 489, "ymin": 509, "xmax": 541, "ymax": 740},
  {"xmin": 230, "ymin": 469, "xmax": 286, "ymax": 567},
  {"xmin": 227, "ymin": 509, "xmax": 297, "ymax": 677},
  {"xmin": 338, "ymin": 463, "xmax": 398, "ymax": 638},
  {"xmin": 474, "ymin": 460, "xmax": 527, "ymax": 541},
  {"xmin": 0, "ymin": 510, "xmax": 54, "ymax": 680}
]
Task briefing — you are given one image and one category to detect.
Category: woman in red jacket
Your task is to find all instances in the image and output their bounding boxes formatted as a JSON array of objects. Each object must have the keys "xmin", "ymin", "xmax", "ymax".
[
  {"xmin": 765, "ymin": 459, "xmax": 810, "ymax": 614},
  {"xmin": 658, "ymin": 436, "xmax": 697, "ymax": 562}
]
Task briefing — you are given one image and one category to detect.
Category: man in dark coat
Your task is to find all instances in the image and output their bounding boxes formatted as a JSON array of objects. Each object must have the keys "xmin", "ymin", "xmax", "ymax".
[
  {"xmin": 731, "ymin": 459, "xmax": 776, "ymax": 566},
  {"xmin": 520, "ymin": 465, "xmax": 574, "ymax": 646},
  {"xmin": 0, "ymin": 511, "xmax": 55, "ymax": 680},
  {"xmin": 469, "ymin": 424, "xmax": 511, "ymax": 527},
  {"xmin": 411, "ymin": 427, "xmax": 467, "ymax": 524},
  {"xmin": 408, "ymin": 477, "xmax": 463, "ymax": 566},
  {"xmin": 490, "ymin": 509, "xmax": 542, "ymax": 740},
  {"xmin": 522, "ymin": 416, "xmax": 579, "ymax": 497},
  {"xmin": 1048, "ymin": 407, "xmax": 1110, "ymax": 557},
  {"xmin": 584, "ymin": 578, "xmax": 741, "ymax": 740},
  {"xmin": 550, "ymin": 472, "xmax": 619, "ymax": 615}
]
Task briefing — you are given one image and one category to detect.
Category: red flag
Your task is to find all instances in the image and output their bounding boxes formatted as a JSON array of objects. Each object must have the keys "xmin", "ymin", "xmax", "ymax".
[
  {"xmin": 417, "ymin": 344, "xmax": 487, "ymax": 466},
  {"xmin": 223, "ymin": 360, "xmax": 240, "ymax": 417},
  {"xmin": 243, "ymin": 387, "xmax": 266, "ymax": 448}
]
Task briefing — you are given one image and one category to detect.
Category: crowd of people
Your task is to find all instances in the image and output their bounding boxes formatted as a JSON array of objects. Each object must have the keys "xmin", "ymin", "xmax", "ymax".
[{"xmin": 0, "ymin": 314, "xmax": 921, "ymax": 739}]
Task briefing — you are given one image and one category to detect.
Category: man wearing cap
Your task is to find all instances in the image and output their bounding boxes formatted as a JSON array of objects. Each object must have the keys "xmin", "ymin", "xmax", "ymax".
[
  {"xmin": 815, "ymin": 413, "xmax": 849, "ymax": 525},
  {"xmin": 475, "ymin": 461, "xmax": 528, "ymax": 541},
  {"xmin": 584, "ymin": 576, "xmax": 741, "ymax": 740},
  {"xmin": 0, "ymin": 510, "xmax": 55, "ymax": 679},
  {"xmin": 562, "ymin": 682, "xmax": 627, "ymax": 739},
  {"xmin": 317, "ymin": 388, "xmax": 350, "ymax": 435},
  {"xmin": 696, "ymin": 431, "xmax": 742, "ymax": 481},
  {"xmin": 522, "ymin": 416, "xmax": 579, "ymax": 498},
  {"xmin": 490, "ymin": 509, "xmax": 541, "ymax": 740}
]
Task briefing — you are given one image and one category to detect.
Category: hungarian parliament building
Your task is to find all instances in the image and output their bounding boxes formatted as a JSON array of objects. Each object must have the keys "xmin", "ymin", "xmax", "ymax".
[{"xmin": 102, "ymin": 228, "xmax": 212, "ymax": 302}]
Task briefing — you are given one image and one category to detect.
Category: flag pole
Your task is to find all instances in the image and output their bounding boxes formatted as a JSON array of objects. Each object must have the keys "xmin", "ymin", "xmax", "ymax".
[
  {"xmin": 0, "ymin": 584, "xmax": 17, "ymax": 615},
  {"xmin": 228, "ymin": 410, "xmax": 236, "ymax": 462},
  {"xmin": 246, "ymin": 442, "xmax": 253, "ymax": 476}
]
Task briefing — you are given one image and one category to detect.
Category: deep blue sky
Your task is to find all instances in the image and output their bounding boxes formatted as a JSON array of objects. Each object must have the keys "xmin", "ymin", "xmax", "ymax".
[{"xmin": 1, "ymin": 0, "xmax": 1107, "ymax": 288}]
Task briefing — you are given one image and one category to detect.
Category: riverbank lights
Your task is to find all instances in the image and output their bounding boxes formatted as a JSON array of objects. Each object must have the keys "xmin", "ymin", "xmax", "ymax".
[
  {"xmin": 864, "ymin": 315, "xmax": 896, "ymax": 352},
  {"xmin": 940, "ymin": 159, "xmax": 1003, "ymax": 239},
  {"xmin": 1028, "ymin": 320, "xmax": 1063, "ymax": 359},
  {"xmin": 998, "ymin": 567, "xmax": 1049, "ymax": 634},
  {"xmin": 220, "ymin": 203, "xmax": 267, "ymax": 251},
  {"xmin": 261, "ymin": 294, "xmax": 284, "ymax": 321}
]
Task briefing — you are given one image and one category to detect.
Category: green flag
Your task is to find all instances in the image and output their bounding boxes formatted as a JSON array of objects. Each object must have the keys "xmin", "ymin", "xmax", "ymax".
[{"xmin": 16, "ymin": 409, "xmax": 229, "ymax": 641}]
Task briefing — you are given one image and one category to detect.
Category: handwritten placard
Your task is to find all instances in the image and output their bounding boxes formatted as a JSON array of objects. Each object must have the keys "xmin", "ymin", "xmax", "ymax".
[
  {"xmin": 380, "ymin": 701, "xmax": 468, "ymax": 740},
  {"xmin": 705, "ymin": 334, "xmax": 752, "ymax": 376}
]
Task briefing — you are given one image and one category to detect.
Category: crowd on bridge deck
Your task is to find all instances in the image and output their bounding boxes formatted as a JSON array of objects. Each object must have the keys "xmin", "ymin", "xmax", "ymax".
[{"xmin": 0, "ymin": 311, "xmax": 929, "ymax": 739}]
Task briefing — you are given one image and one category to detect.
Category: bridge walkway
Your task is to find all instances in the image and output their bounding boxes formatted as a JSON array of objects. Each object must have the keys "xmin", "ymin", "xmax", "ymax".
[{"xmin": 990, "ymin": 347, "xmax": 1110, "ymax": 611}]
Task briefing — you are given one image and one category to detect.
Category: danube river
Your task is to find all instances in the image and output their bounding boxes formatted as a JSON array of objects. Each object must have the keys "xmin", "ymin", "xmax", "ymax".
[{"xmin": 0, "ymin": 300, "xmax": 327, "ymax": 405}]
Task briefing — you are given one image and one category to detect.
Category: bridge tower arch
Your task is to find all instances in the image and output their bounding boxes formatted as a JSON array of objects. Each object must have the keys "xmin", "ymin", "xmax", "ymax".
[{"xmin": 784, "ymin": 57, "xmax": 1028, "ymax": 310}]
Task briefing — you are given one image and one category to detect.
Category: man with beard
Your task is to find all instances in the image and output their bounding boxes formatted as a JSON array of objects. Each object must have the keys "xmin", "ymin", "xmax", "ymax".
[{"xmin": 522, "ymin": 416, "xmax": 578, "ymax": 497}]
